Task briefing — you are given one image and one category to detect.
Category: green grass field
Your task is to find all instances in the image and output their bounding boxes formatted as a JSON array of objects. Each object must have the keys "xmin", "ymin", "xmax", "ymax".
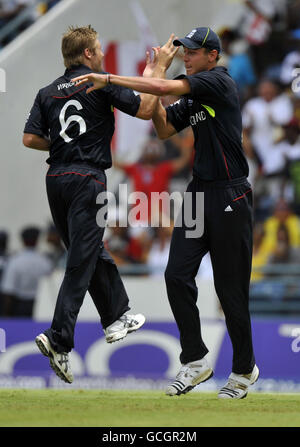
[{"xmin": 0, "ymin": 389, "xmax": 299, "ymax": 427}]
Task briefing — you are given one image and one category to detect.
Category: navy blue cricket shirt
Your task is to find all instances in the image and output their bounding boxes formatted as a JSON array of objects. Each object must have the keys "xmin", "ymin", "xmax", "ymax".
[
  {"xmin": 24, "ymin": 64, "xmax": 141, "ymax": 170},
  {"xmin": 166, "ymin": 66, "xmax": 249, "ymax": 181}
]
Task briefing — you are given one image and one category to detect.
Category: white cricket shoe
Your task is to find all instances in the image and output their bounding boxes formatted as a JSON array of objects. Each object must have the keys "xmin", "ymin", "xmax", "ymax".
[
  {"xmin": 35, "ymin": 333, "xmax": 73, "ymax": 384},
  {"xmin": 218, "ymin": 364, "xmax": 259, "ymax": 399},
  {"xmin": 104, "ymin": 313, "xmax": 146, "ymax": 343},
  {"xmin": 166, "ymin": 357, "xmax": 213, "ymax": 396}
]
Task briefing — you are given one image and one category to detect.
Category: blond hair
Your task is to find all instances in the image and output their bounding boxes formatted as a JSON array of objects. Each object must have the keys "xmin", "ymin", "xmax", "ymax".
[{"xmin": 61, "ymin": 25, "xmax": 98, "ymax": 68}]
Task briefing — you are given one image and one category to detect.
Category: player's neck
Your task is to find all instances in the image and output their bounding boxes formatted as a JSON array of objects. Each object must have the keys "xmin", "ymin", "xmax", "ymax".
[
  {"xmin": 207, "ymin": 62, "xmax": 217, "ymax": 71},
  {"xmin": 82, "ymin": 59, "xmax": 93, "ymax": 70}
]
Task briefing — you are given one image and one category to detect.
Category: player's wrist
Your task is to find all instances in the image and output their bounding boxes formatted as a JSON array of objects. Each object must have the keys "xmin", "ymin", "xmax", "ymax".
[
  {"xmin": 152, "ymin": 66, "xmax": 167, "ymax": 78},
  {"xmin": 106, "ymin": 73, "xmax": 111, "ymax": 85}
]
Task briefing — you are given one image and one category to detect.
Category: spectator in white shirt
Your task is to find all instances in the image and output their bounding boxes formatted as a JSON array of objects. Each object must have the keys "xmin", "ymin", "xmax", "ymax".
[
  {"xmin": 242, "ymin": 79, "xmax": 294, "ymax": 195},
  {"xmin": 1, "ymin": 226, "xmax": 53, "ymax": 317}
]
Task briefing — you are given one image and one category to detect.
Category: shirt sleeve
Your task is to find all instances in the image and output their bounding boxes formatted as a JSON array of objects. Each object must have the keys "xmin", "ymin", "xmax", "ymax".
[
  {"xmin": 166, "ymin": 98, "xmax": 190, "ymax": 133},
  {"xmin": 104, "ymin": 84, "xmax": 141, "ymax": 117},
  {"xmin": 178, "ymin": 72, "xmax": 229, "ymax": 103},
  {"xmin": 24, "ymin": 90, "xmax": 48, "ymax": 137}
]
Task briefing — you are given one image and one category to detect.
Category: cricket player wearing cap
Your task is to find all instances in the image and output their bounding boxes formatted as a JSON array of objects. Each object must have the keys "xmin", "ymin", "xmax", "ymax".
[{"xmin": 72, "ymin": 27, "xmax": 259, "ymax": 399}]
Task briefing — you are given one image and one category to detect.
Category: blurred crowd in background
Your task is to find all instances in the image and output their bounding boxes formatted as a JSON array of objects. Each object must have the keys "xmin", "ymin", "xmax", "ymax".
[
  {"xmin": 0, "ymin": 0, "xmax": 61, "ymax": 49},
  {"xmin": 1, "ymin": 0, "xmax": 300, "ymax": 317}
]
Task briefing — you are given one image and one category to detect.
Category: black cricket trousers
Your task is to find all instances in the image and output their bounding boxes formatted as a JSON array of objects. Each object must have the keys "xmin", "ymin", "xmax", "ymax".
[
  {"xmin": 165, "ymin": 175, "xmax": 255, "ymax": 374},
  {"xmin": 44, "ymin": 164, "xmax": 130, "ymax": 353}
]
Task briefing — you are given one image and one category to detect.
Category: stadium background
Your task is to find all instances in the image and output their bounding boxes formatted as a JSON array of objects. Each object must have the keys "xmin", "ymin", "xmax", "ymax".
[{"xmin": 0, "ymin": 0, "xmax": 299, "ymax": 394}]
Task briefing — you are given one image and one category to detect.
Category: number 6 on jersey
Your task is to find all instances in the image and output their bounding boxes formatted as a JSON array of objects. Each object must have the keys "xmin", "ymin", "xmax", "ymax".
[{"xmin": 59, "ymin": 99, "xmax": 87, "ymax": 143}]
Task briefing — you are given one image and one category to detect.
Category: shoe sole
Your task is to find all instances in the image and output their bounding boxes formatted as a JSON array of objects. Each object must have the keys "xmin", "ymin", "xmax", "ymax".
[
  {"xmin": 106, "ymin": 328, "xmax": 128, "ymax": 344},
  {"xmin": 106, "ymin": 316, "xmax": 146, "ymax": 344},
  {"xmin": 35, "ymin": 334, "xmax": 73, "ymax": 384},
  {"xmin": 49, "ymin": 357, "xmax": 72, "ymax": 384},
  {"xmin": 35, "ymin": 334, "xmax": 51, "ymax": 357},
  {"xmin": 167, "ymin": 369, "xmax": 214, "ymax": 396}
]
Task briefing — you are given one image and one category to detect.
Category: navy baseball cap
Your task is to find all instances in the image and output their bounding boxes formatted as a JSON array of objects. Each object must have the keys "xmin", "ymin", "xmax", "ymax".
[{"xmin": 173, "ymin": 27, "xmax": 221, "ymax": 53}]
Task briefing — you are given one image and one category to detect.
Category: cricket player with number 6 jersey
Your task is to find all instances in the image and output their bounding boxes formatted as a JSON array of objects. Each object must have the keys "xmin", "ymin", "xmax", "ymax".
[
  {"xmin": 72, "ymin": 26, "xmax": 259, "ymax": 399},
  {"xmin": 23, "ymin": 25, "xmax": 178, "ymax": 384}
]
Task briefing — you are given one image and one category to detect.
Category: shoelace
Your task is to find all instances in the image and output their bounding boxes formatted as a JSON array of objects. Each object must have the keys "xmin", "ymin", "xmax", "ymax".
[
  {"xmin": 120, "ymin": 315, "xmax": 138, "ymax": 327},
  {"xmin": 58, "ymin": 353, "xmax": 69, "ymax": 368},
  {"xmin": 176, "ymin": 366, "xmax": 198, "ymax": 380}
]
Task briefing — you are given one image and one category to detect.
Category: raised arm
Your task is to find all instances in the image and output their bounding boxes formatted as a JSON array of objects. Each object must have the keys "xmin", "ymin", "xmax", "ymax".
[
  {"xmin": 71, "ymin": 34, "xmax": 191, "ymax": 139},
  {"xmin": 70, "ymin": 32, "xmax": 190, "ymax": 99},
  {"xmin": 72, "ymin": 72, "xmax": 190, "ymax": 98},
  {"xmin": 71, "ymin": 66, "xmax": 190, "ymax": 139},
  {"xmin": 136, "ymin": 34, "xmax": 179, "ymax": 120},
  {"xmin": 135, "ymin": 49, "xmax": 167, "ymax": 120},
  {"xmin": 151, "ymin": 100, "xmax": 177, "ymax": 140},
  {"xmin": 71, "ymin": 34, "xmax": 189, "ymax": 119}
]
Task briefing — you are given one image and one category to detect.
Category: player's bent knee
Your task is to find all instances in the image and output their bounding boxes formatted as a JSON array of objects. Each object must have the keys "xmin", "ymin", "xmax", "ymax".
[{"xmin": 164, "ymin": 268, "xmax": 185, "ymax": 285}]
